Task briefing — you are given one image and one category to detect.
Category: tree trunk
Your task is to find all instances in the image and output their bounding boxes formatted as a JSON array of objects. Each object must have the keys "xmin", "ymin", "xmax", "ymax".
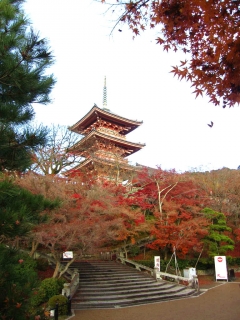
[
  {"xmin": 52, "ymin": 260, "xmax": 60, "ymax": 278},
  {"xmin": 29, "ymin": 240, "xmax": 39, "ymax": 257},
  {"xmin": 58, "ymin": 256, "xmax": 77, "ymax": 278},
  {"xmin": 164, "ymin": 246, "xmax": 168, "ymax": 261}
]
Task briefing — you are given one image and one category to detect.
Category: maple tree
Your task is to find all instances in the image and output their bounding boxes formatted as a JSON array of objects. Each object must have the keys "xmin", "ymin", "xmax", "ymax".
[
  {"xmin": 16, "ymin": 175, "xmax": 95, "ymax": 277},
  {"xmin": 101, "ymin": 0, "xmax": 240, "ymax": 108},
  {"xmin": 14, "ymin": 164, "xmax": 240, "ymax": 275},
  {"xmin": 16, "ymin": 173, "xmax": 147, "ymax": 276},
  {"xmin": 99, "ymin": 181, "xmax": 148, "ymax": 256},
  {"xmin": 149, "ymin": 212, "xmax": 208, "ymax": 259},
  {"xmin": 149, "ymin": 181, "xmax": 209, "ymax": 259},
  {"xmin": 128, "ymin": 167, "xmax": 179, "ymax": 219},
  {"xmin": 128, "ymin": 167, "xmax": 209, "ymax": 259},
  {"xmin": 33, "ymin": 209, "xmax": 92, "ymax": 278}
]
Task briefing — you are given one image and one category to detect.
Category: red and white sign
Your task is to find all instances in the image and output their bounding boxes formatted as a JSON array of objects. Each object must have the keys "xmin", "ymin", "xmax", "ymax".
[
  {"xmin": 214, "ymin": 256, "xmax": 228, "ymax": 281},
  {"xmin": 154, "ymin": 256, "xmax": 160, "ymax": 272}
]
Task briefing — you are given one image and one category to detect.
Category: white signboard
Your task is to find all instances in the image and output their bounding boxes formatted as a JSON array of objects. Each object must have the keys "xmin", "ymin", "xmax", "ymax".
[
  {"xmin": 214, "ymin": 256, "xmax": 228, "ymax": 281},
  {"xmin": 63, "ymin": 251, "xmax": 73, "ymax": 259},
  {"xmin": 154, "ymin": 256, "xmax": 160, "ymax": 272}
]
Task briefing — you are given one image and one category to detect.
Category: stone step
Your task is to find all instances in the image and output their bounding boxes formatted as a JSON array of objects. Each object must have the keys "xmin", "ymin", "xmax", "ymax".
[
  {"xmin": 78, "ymin": 281, "xmax": 175, "ymax": 292},
  {"xmin": 72, "ymin": 288, "xmax": 196, "ymax": 309},
  {"xmin": 70, "ymin": 260, "xmax": 198, "ymax": 309},
  {"xmin": 77, "ymin": 269, "xmax": 145, "ymax": 274},
  {"xmin": 80, "ymin": 276, "xmax": 152, "ymax": 284},
  {"xmin": 79, "ymin": 281, "xmax": 156, "ymax": 287},
  {"xmin": 74, "ymin": 286, "xmax": 186, "ymax": 299},
  {"xmin": 70, "ymin": 263, "xmax": 137, "ymax": 273},
  {"xmin": 79, "ymin": 271, "xmax": 150, "ymax": 278}
]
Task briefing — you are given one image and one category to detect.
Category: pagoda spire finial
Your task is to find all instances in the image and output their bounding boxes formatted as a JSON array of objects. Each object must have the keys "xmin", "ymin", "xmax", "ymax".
[{"xmin": 103, "ymin": 76, "xmax": 107, "ymax": 109}]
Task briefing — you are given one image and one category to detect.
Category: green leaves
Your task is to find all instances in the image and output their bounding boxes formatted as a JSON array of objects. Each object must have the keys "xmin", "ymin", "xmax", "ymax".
[
  {"xmin": 202, "ymin": 208, "xmax": 235, "ymax": 256},
  {"xmin": 0, "ymin": 246, "xmax": 39, "ymax": 320},
  {"xmin": 0, "ymin": 178, "xmax": 59, "ymax": 239},
  {"xmin": 0, "ymin": 0, "xmax": 55, "ymax": 172},
  {"xmin": 0, "ymin": 176, "xmax": 59, "ymax": 319}
]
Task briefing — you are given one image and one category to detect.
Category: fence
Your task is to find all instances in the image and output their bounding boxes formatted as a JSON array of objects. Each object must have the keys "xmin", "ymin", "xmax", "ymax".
[
  {"xmin": 62, "ymin": 268, "xmax": 79, "ymax": 297},
  {"xmin": 117, "ymin": 255, "xmax": 199, "ymax": 290}
]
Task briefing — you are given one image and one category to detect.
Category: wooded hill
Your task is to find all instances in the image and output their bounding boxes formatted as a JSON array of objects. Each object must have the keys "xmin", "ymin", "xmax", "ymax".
[{"xmin": 6, "ymin": 166, "xmax": 239, "ymax": 270}]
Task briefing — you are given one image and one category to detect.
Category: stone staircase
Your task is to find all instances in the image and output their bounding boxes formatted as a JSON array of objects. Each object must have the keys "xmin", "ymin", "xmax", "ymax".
[{"xmin": 69, "ymin": 260, "xmax": 198, "ymax": 309}]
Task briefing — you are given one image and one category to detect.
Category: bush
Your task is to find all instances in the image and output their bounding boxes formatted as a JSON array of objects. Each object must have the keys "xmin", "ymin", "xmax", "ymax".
[
  {"xmin": 48, "ymin": 295, "xmax": 68, "ymax": 315},
  {"xmin": 196, "ymin": 258, "xmax": 214, "ymax": 270},
  {"xmin": 31, "ymin": 277, "xmax": 65, "ymax": 307},
  {"xmin": 0, "ymin": 246, "xmax": 39, "ymax": 320},
  {"xmin": 133, "ymin": 260, "xmax": 154, "ymax": 268},
  {"xmin": 226, "ymin": 256, "xmax": 240, "ymax": 266},
  {"xmin": 129, "ymin": 246, "xmax": 140, "ymax": 257},
  {"xmin": 133, "ymin": 258, "xmax": 216, "ymax": 271}
]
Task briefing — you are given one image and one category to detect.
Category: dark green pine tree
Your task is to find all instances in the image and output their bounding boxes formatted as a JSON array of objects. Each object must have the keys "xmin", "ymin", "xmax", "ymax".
[
  {"xmin": 0, "ymin": 0, "xmax": 55, "ymax": 172},
  {"xmin": 0, "ymin": 1, "xmax": 57, "ymax": 318},
  {"xmin": 0, "ymin": 178, "xmax": 59, "ymax": 319},
  {"xmin": 202, "ymin": 208, "xmax": 235, "ymax": 257}
]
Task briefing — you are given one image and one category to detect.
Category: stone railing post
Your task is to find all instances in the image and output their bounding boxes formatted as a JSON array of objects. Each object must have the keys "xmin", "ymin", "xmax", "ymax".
[
  {"xmin": 62, "ymin": 283, "xmax": 71, "ymax": 297},
  {"xmin": 62, "ymin": 270, "xmax": 79, "ymax": 297},
  {"xmin": 153, "ymin": 267, "xmax": 162, "ymax": 281}
]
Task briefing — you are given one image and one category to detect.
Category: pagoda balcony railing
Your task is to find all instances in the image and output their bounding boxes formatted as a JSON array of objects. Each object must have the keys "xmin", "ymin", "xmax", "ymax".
[{"xmin": 97, "ymin": 127, "xmax": 126, "ymax": 140}]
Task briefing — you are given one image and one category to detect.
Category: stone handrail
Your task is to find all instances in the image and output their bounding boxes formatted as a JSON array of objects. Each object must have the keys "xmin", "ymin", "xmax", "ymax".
[
  {"xmin": 117, "ymin": 256, "xmax": 154, "ymax": 275},
  {"xmin": 62, "ymin": 268, "xmax": 79, "ymax": 298},
  {"xmin": 116, "ymin": 256, "xmax": 199, "ymax": 289}
]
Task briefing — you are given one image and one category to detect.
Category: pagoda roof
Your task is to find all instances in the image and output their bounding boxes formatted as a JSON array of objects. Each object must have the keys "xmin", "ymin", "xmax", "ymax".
[
  {"xmin": 69, "ymin": 129, "xmax": 145, "ymax": 156},
  {"xmin": 69, "ymin": 105, "xmax": 143, "ymax": 135}
]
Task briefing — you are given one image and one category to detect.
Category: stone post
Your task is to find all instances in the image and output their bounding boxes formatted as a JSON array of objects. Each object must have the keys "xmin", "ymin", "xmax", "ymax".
[
  {"xmin": 153, "ymin": 267, "xmax": 162, "ymax": 281},
  {"xmin": 62, "ymin": 283, "xmax": 71, "ymax": 297}
]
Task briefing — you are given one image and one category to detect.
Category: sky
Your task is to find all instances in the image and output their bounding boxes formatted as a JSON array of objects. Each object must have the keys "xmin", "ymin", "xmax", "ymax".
[{"xmin": 23, "ymin": 0, "xmax": 240, "ymax": 172}]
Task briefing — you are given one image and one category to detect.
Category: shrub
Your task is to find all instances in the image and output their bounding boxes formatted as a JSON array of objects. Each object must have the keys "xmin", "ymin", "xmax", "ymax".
[
  {"xmin": 133, "ymin": 258, "xmax": 217, "ymax": 271},
  {"xmin": 31, "ymin": 277, "xmax": 65, "ymax": 307},
  {"xmin": 0, "ymin": 246, "xmax": 39, "ymax": 320},
  {"xmin": 48, "ymin": 295, "xmax": 68, "ymax": 315},
  {"xmin": 196, "ymin": 258, "xmax": 214, "ymax": 270},
  {"xmin": 133, "ymin": 260, "xmax": 154, "ymax": 268},
  {"xmin": 129, "ymin": 246, "xmax": 140, "ymax": 257}
]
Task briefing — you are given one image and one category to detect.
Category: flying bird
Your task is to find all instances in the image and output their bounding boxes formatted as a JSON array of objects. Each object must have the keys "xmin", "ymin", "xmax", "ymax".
[
  {"xmin": 118, "ymin": 29, "xmax": 122, "ymax": 32},
  {"xmin": 207, "ymin": 121, "xmax": 214, "ymax": 128}
]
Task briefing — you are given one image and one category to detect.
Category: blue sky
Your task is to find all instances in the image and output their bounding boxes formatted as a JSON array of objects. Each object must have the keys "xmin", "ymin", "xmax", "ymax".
[{"xmin": 23, "ymin": 0, "xmax": 240, "ymax": 172}]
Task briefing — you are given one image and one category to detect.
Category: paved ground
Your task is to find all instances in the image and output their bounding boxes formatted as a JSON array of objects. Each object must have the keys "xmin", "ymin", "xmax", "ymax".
[{"xmin": 70, "ymin": 282, "xmax": 240, "ymax": 320}]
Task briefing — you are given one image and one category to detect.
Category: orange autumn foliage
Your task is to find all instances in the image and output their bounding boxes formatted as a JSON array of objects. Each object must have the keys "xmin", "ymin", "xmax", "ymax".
[{"xmin": 102, "ymin": 0, "xmax": 240, "ymax": 108}]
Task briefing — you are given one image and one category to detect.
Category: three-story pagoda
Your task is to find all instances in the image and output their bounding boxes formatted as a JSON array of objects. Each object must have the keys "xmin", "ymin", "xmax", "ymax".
[{"xmin": 66, "ymin": 79, "xmax": 145, "ymax": 181}]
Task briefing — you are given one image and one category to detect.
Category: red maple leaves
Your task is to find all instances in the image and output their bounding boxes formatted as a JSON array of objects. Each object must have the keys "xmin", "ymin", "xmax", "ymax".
[
  {"xmin": 127, "ymin": 167, "xmax": 209, "ymax": 257},
  {"xmin": 104, "ymin": 0, "xmax": 240, "ymax": 108}
]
